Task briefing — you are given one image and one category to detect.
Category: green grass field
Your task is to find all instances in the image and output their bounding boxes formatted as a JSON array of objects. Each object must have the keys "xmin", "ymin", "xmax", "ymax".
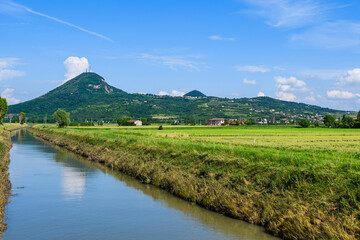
[{"xmin": 30, "ymin": 124, "xmax": 360, "ymax": 240}]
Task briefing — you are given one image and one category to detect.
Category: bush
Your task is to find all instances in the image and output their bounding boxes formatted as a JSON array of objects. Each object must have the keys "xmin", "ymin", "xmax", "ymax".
[
  {"xmin": 324, "ymin": 115, "xmax": 335, "ymax": 128},
  {"xmin": 314, "ymin": 122, "xmax": 319, "ymax": 128},
  {"xmin": 69, "ymin": 122, "xmax": 79, "ymax": 126},
  {"xmin": 158, "ymin": 125, "xmax": 163, "ymax": 130},
  {"xmin": 53, "ymin": 109, "xmax": 70, "ymax": 128},
  {"xmin": 117, "ymin": 118, "xmax": 135, "ymax": 126},
  {"xmin": 298, "ymin": 119, "xmax": 310, "ymax": 128}
]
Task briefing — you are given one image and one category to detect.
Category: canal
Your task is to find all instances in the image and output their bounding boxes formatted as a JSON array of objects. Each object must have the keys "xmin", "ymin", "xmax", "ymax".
[{"xmin": 3, "ymin": 130, "xmax": 278, "ymax": 240}]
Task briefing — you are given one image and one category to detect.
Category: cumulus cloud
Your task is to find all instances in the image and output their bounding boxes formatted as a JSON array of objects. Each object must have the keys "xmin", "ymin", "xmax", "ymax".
[
  {"xmin": 158, "ymin": 90, "xmax": 185, "ymax": 97},
  {"xmin": 0, "ymin": 58, "xmax": 25, "ymax": 81},
  {"xmin": 64, "ymin": 57, "xmax": 89, "ymax": 81},
  {"xmin": 326, "ymin": 90, "xmax": 359, "ymax": 99},
  {"xmin": 274, "ymin": 76, "xmax": 308, "ymax": 101},
  {"xmin": 209, "ymin": 35, "xmax": 236, "ymax": 41},
  {"xmin": 257, "ymin": 91, "xmax": 265, "ymax": 97},
  {"xmin": 276, "ymin": 92, "xmax": 297, "ymax": 101},
  {"xmin": 1, "ymin": 88, "xmax": 20, "ymax": 104},
  {"xmin": 339, "ymin": 68, "xmax": 360, "ymax": 84},
  {"xmin": 243, "ymin": 78, "xmax": 256, "ymax": 85},
  {"xmin": 236, "ymin": 65, "xmax": 269, "ymax": 73},
  {"xmin": 304, "ymin": 96, "xmax": 316, "ymax": 102}
]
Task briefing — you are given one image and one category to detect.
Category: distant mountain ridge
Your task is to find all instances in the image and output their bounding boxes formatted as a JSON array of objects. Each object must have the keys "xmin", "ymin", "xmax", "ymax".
[{"xmin": 8, "ymin": 72, "xmax": 354, "ymax": 122}]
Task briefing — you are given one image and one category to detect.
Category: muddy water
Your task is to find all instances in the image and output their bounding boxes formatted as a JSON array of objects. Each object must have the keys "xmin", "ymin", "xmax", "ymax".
[{"xmin": 4, "ymin": 130, "xmax": 278, "ymax": 240}]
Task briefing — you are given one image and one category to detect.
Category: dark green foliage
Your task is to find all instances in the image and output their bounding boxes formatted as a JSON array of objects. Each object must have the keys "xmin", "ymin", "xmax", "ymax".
[
  {"xmin": 140, "ymin": 118, "xmax": 150, "ymax": 125},
  {"xmin": 341, "ymin": 115, "xmax": 355, "ymax": 128},
  {"xmin": 80, "ymin": 122, "xmax": 95, "ymax": 126},
  {"xmin": 18, "ymin": 112, "xmax": 26, "ymax": 125},
  {"xmin": 117, "ymin": 118, "xmax": 135, "ymax": 126},
  {"xmin": 53, "ymin": 109, "xmax": 70, "ymax": 128},
  {"xmin": 357, "ymin": 111, "xmax": 360, "ymax": 121},
  {"xmin": 324, "ymin": 114, "xmax": 336, "ymax": 128},
  {"xmin": 8, "ymin": 72, "xmax": 354, "ymax": 122},
  {"xmin": 298, "ymin": 119, "xmax": 310, "ymax": 128},
  {"xmin": 0, "ymin": 98, "xmax": 8, "ymax": 124},
  {"xmin": 69, "ymin": 122, "xmax": 79, "ymax": 126},
  {"xmin": 314, "ymin": 121, "xmax": 319, "ymax": 128},
  {"xmin": 158, "ymin": 125, "xmax": 163, "ymax": 130},
  {"xmin": 184, "ymin": 90, "xmax": 206, "ymax": 97},
  {"xmin": 244, "ymin": 120, "xmax": 256, "ymax": 125}
]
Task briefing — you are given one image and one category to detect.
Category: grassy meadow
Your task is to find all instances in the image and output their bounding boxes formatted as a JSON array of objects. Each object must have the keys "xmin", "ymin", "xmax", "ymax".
[{"xmin": 29, "ymin": 124, "xmax": 360, "ymax": 240}]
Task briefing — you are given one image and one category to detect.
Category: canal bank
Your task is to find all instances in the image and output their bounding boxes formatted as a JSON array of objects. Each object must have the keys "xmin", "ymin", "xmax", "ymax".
[
  {"xmin": 3, "ymin": 129, "xmax": 277, "ymax": 240},
  {"xmin": 0, "ymin": 124, "xmax": 27, "ymax": 237}
]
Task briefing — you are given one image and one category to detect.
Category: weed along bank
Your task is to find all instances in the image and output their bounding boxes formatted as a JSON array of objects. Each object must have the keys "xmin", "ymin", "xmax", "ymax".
[{"xmin": 27, "ymin": 125, "xmax": 360, "ymax": 240}]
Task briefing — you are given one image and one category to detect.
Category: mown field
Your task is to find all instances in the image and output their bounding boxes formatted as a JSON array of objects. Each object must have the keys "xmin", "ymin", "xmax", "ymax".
[{"xmin": 30, "ymin": 124, "xmax": 360, "ymax": 240}]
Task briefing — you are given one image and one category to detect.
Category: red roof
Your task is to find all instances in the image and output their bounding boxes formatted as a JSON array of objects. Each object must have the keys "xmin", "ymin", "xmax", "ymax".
[{"xmin": 128, "ymin": 120, "xmax": 139, "ymax": 122}]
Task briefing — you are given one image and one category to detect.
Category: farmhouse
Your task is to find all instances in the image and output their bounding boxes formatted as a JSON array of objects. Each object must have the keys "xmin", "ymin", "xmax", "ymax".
[
  {"xmin": 207, "ymin": 118, "xmax": 225, "ymax": 126},
  {"xmin": 128, "ymin": 120, "xmax": 143, "ymax": 126}
]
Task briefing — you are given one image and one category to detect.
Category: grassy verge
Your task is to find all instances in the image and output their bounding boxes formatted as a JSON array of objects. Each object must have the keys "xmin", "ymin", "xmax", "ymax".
[
  {"xmin": 29, "ymin": 125, "xmax": 360, "ymax": 240},
  {"xmin": 0, "ymin": 124, "xmax": 25, "ymax": 237}
]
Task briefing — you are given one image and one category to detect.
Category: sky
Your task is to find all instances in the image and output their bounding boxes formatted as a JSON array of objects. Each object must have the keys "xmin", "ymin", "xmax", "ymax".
[{"xmin": 1, "ymin": 0, "xmax": 360, "ymax": 111}]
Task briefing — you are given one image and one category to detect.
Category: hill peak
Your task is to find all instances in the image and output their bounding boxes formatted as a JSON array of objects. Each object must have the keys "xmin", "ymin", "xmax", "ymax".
[{"xmin": 184, "ymin": 90, "xmax": 206, "ymax": 98}]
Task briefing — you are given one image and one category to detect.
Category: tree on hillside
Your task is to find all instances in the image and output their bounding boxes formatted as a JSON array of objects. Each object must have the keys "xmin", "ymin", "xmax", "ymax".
[
  {"xmin": 0, "ymin": 98, "xmax": 8, "ymax": 124},
  {"xmin": 324, "ymin": 115, "xmax": 335, "ymax": 128},
  {"xmin": 53, "ymin": 109, "xmax": 70, "ymax": 128},
  {"xmin": 18, "ymin": 112, "xmax": 26, "ymax": 124},
  {"xmin": 357, "ymin": 111, "xmax": 360, "ymax": 121},
  {"xmin": 298, "ymin": 119, "xmax": 310, "ymax": 128}
]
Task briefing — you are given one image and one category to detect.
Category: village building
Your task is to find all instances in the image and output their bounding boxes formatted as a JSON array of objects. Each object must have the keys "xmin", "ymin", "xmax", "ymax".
[
  {"xmin": 207, "ymin": 118, "xmax": 225, "ymax": 126},
  {"xmin": 128, "ymin": 120, "xmax": 143, "ymax": 126}
]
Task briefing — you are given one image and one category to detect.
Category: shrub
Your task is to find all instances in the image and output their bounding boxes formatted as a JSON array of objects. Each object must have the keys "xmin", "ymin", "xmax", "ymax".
[
  {"xmin": 158, "ymin": 125, "xmax": 163, "ymax": 130},
  {"xmin": 69, "ymin": 122, "xmax": 79, "ymax": 126},
  {"xmin": 314, "ymin": 122, "xmax": 319, "ymax": 128},
  {"xmin": 324, "ymin": 115, "xmax": 335, "ymax": 128},
  {"xmin": 298, "ymin": 119, "xmax": 310, "ymax": 128},
  {"xmin": 117, "ymin": 118, "xmax": 135, "ymax": 126}
]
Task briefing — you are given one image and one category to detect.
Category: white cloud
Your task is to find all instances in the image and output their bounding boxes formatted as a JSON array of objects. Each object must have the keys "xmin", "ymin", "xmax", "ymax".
[
  {"xmin": 274, "ymin": 76, "xmax": 308, "ymax": 92},
  {"xmin": 326, "ymin": 90, "xmax": 359, "ymax": 99},
  {"xmin": 0, "ymin": 58, "xmax": 25, "ymax": 81},
  {"xmin": 241, "ymin": 0, "xmax": 332, "ymax": 28},
  {"xmin": 209, "ymin": 35, "xmax": 236, "ymax": 41},
  {"xmin": 257, "ymin": 91, "xmax": 265, "ymax": 97},
  {"xmin": 291, "ymin": 21, "xmax": 360, "ymax": 49},
  {"xmin": 235, "ymin": 65, "xmax": 269, "ymax": 73},
  {"xmin": 304, "ymin": 96, "xmax": 316, "ymax": 102},
  {"xmin": 1, "ymin": 1, "xmax": 112, "ymax": 41},
  {"xmin": 158, "ymin": 90, "xmax": 185, "ymax": 97},
  {"xmin": 339, "ymin": 68, "xmax": 360, "ymax": 84},
  {"xmin": 64, "ymin": 57, "xmax": 89, "ymax": 81},
  {"xmin": 1, "ymin": 88, "xmax": 20, "ymax": 104},
  {"xmin": 243, "ymin": 78, "xmax": 256, "ymax": 85},
  {"xmin": 276, "ymin": 92, "xmax": 297, "ymax": 101},
  {"xmin": 137, "ymin": 53, "xmax": 204, "ymax": 72},
  {"xmin": 274, "ymin": 76, "xmax": 308, "ymax": 102}
]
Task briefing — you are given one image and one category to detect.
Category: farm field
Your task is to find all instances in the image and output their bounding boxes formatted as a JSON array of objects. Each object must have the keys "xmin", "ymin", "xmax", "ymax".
[{"xmin": 29, "ymin": 124, "xmax": 360, "ymax": 240}]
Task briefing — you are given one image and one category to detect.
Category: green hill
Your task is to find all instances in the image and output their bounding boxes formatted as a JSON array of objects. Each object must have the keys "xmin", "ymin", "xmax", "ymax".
[
  {"xmin": 8, "ymin": 72, "xmax": 354, "ymax": 122},
  {"xmin": 184, "ymin": 90, "xmax": 206, "ymax": 98}
]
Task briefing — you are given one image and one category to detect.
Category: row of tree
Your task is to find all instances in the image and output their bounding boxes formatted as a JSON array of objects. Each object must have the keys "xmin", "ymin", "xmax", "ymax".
[
  {"xmin": 0, "ymin": 97, "xmax": 26, "ymax": 124},
  {"xmin": 323, "ymin": 112, "xmax": 360, "ymax": 128}
]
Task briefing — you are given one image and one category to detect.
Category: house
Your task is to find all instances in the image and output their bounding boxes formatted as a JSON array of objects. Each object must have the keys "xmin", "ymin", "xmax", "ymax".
[
  {"xmin": 207, "ymin": 118, "xmax": 225, "ymax": 126},
  {"xmin": 128, "ymin": 120, "xmax": 142, "ymax": 126}
]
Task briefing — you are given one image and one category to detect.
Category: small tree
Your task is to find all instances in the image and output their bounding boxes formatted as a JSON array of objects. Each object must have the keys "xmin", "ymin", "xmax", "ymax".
[
  {"xmin": 314, "ymin": 121, "xmax": 319, "ymax": 128},
  {"xmin": 18, "ymin": 112, "xmax": 26, "ymax": 125},
  {"xmin": 324, "ymin": 115, "xmax": 335, "ymax": 128},
  {"xmin": 53, "ymin": 109, "xmax": 70, "ymax": 128},
  {"xmin": 0, "ymin": 98, "xmax": 8, "ymax": 124},
  {"xmin": 298, "ymin": 119, "xmax": 310, "ymax": 128}
]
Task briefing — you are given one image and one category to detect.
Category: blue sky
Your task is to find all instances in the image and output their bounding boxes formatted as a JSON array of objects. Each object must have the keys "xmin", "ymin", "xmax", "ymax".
[{"xmin": 1, "ymin": 0, "xmax": 360, "ymax": 111}]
